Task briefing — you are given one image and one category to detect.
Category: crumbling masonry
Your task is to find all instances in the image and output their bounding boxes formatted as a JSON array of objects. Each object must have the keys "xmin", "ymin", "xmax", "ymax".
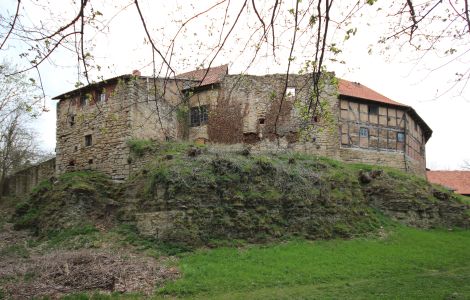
[{"xmin": 3, "ymin": 65, "xmax": 432, "ymax": 195}]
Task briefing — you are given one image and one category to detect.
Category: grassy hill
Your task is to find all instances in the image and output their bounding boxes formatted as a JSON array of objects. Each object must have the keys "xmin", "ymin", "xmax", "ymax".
[{"xmin": 1, "ymin": 142, "xmax": 469, "ymax": 299}]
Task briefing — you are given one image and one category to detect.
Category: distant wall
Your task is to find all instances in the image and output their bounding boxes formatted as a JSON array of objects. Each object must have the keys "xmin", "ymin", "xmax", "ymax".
[{"xmin": 2, "ymin": 158, "xmax": 56, "ymax": 197}]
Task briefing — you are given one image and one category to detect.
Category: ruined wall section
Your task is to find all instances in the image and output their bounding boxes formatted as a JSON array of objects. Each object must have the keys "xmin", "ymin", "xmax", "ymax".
[
  {"xmin": 2, "ymin": 158, "xmax": 55, "ymax": 196},
  {"xmin": 129, "ymin": 78, "xmax": 182, "ymax": 141},
  {"xmin": 188, "ymin": 88, "xmax": 219, "ymax": 143},
  {"xmin": 56, "ymin": 80, "xmax": 133, "ymax": 180},
  {"xmin": 207, "ymin": 74, "xmax": 340, "ymax": 158}
]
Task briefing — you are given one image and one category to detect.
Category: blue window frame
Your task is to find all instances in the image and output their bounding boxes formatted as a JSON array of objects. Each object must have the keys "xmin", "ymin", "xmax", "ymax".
[{"xmin": 359, "ymin": 127, "xmax": 369, "ymax": 137}]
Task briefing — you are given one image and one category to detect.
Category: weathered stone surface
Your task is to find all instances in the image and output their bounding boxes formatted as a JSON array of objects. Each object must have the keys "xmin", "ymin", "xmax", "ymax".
[
  {"xmin": 2, "ymin": 158, "xmax": 55, "ymax": 196},
  {"xmin": 363, "ymin": 174, "xmax": 470, "ymax": 228},
  {"xmin": 5, "ymin": 70, "xmax": 430, "ymax": 197},
  {"xmin": 136, "ymin": 211, "xmax": 184, "ymax": 239},
  {"xmin": 126, "ymin": 151, "xmax": 469, "ymax": 246}
]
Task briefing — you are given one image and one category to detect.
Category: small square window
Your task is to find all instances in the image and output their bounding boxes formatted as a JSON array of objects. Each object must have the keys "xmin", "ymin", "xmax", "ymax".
[
  {"xmin": 85, "ymin": 134, "xmax": 92, "ymax": 146},
  {"xmin": 359, "ymin": 127, "xmax": 369, "ymax": 137},
  {"xmin": 368, "ymin": 104, "xmax": 378, "ymax": 115},
  {"xmin": 259, "ymin": 118, "xmax": 265, "ymax": 125},
  {"xmin": 286, "ymin": 87, "xmax": 296, "ymax": 97},
  {"xmin": 397, "ymin": 132, "xmax": 405, "ymax": 142}
]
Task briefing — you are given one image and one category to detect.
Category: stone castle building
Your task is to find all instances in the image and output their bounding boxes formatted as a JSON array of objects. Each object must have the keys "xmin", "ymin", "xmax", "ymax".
[
  {"xmin": 50, "ymin": 64, "xmax": 431, "ymax": 180},
  {"xmin": 2, "ymin": 65, "xmax": 432, "ymax": 195}
]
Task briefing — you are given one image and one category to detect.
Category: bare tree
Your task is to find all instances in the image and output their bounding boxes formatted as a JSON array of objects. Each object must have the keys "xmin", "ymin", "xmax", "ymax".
[
  {"xmin": 462, "ymin": 160, "xmax": 470, "ymax": 170},
  {"xmin": 0, "ymin": 62, "xmax": 42, "ymax": 192},
  {"xmin": 0, "ymin": 0, "xmax": 469, "ymax": 135}
]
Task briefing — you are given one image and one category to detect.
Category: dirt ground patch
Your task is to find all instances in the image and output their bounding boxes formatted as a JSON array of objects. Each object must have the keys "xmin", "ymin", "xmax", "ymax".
[
  {"xmin": 1, "ymin": 249, "xmax": 179, "ymax": 299},
  {"xmin": 0, "ymin": 222, "xmax": 180, "ymax": 299}
]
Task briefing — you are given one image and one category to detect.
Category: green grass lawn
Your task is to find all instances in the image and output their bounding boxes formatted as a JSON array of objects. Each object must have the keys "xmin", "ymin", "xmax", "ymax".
[{"xmin": 158, "ymin": 226, "xmax": 470, "ymax": 299}]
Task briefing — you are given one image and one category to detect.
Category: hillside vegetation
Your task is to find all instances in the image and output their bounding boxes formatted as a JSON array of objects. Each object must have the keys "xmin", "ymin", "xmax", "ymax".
[
  {"xmin": 2, "ymin": 141, "xmax": 470, "ymax": 299},
  {"xmin": 13, "ymin": 142, "xmax": 470, "ymax": 244}
]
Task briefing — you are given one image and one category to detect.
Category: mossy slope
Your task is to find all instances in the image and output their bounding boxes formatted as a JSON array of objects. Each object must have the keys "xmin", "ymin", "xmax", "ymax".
[
  {"xmin": 14, "ymin": 171, "xmax": 118, "ymax": 235},
  {"xmin": 122, "ymin": 143, "xmax": 469, "ymax": 245},
  {"xmin": 13, "ymin": 143, "xmax": 470, "ymax": 245}
]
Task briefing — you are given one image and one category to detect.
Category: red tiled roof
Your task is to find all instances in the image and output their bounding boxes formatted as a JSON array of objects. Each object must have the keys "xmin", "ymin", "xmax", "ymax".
[
  {"xmin": 176, "ymin": 64, "xmax": 228, "ymax": 87},
  {"xmin": 427, "ymin": 171, "xmax": 470, "ymax": 195},
  {"xmin": 338, "ymin": 79, "xmax": 407, "ymax": 107}
]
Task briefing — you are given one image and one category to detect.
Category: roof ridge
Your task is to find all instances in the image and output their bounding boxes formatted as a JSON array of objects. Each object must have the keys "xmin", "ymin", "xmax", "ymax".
[{"xmin": 337, "ymin": 78, "xmax": 407, "ymax": 107}]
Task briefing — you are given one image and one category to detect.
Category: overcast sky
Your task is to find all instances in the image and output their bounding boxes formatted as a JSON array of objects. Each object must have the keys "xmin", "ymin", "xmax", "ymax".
[{"xmin": 2, "ymin": 0, "xmax": 469, "ymax": 170}]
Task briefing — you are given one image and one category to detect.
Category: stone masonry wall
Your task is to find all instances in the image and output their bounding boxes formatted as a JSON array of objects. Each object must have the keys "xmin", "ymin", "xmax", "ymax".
[
  {"xmin": 56, "ymin": 77, "xmax": 186, "ymax": 180},
  {"xmin": 188, "ymin": 88, "xmax": 219, "ymax": 142},
  {"xmin": 56, "ymin": 79, "xmax": 133, "ymax": 180},
  {"xmin": 129, "ymin": 78, "xmax": 183, "ymax": 141},
  {"xmin": 2, "ymin": 158, "xmax": 55, "ymax": 196},
  {"xmin": 53, "ymin": 72, "xmax": 428, "ymax": 184},
  {"xmin": 205, "ymin": 74, "xmax": 341, "ymax": 159}
]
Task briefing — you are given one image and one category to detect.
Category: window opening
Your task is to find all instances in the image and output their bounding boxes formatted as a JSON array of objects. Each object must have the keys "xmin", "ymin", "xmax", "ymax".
[
  {"xmin": 88, "ymin": 159, "xmax": 93, "ymax": 164},
  {"xmin": 85, "ymin": 134, "xmax": 92, "ymax": 146},
  {"xmin": 259, "ymin": 118, "xmax": 265, "ymax": 125},
  {"xmin": 99, "ymin": 93, "xmax": 106, "ymax": 103},
  {"xmin": 69, "ymin": 115, "xmax": 75, "ymax": 126},
  {"xmin": 68, "ymin": 160, "xmax": 75, "ymax": 166},
  {"xmin": 359, "ymin": 127, "xmax": 369, "ymax": 137},
  {"xmin": 190, "ymin": 105, "xmax": 208, "ymax": 127},
  {"xmin": 368, "ymin": 104, "xmax": 378, "ymax": 115},
  {"xmin": 397, "ymin": 132, "xmax": 405, "ymax": 142},
  {"xmin": 80, "ymin": 95, "xmax": 89, "ymax": 106},
  {"xmin": 286, "ymin": 87, "xmax": 296, "ymax": 97}
]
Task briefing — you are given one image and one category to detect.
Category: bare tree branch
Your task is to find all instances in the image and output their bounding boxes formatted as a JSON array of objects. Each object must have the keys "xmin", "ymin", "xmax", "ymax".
[{"xmin": 0, "ymin": 0, "xmax": 21, "ymax": 50}]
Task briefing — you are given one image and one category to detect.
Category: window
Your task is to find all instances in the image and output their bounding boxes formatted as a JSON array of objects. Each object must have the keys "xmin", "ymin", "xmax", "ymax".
[
  {"xmin": 68, "ymin": 115, "xmax": 75, "ymax": 126},
  {"xmin": 85, "ymin": 134, "xmax": 92, "ymax": 146},
  {"xmin": 397, "ymin": 132, "xmax": 405, "ymax": 142},
  {"xmin": 190, "ymin": 105, "xmax": 208, "ymax": 127},
  {"xmin": 99, "ymin": 93, "xmax": 106, "ymax": 103},
  {"xmin": 259, "ymin": 118, "xmax": 265, "ymax": 125},
  {"xmin": 286, "ymin": 87, "xmax": 296, "ymax": 97},
  {"xmin": 368, "ymin": 104, "xmax": 378, "ymax": 115},
  {"xmin": 80, "ymin": 95, "xmax": 89, "ymax": 106},
  {"xmin": 359, "ymin": 127, "xmax": 369, "ymax": 137}
]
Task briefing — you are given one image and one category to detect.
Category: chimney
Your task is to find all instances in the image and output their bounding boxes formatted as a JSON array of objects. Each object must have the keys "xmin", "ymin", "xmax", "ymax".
[{"xmin": 132, "ymin": 69, "xmax": 141, "ymax": 76}]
